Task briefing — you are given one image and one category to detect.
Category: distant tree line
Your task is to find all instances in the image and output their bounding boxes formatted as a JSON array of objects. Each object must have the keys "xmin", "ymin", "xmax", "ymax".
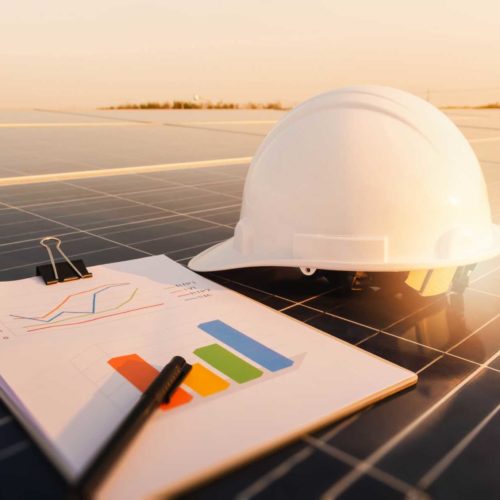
[
  {"xmin": 443, "ymin": 102, "xmax": 500, "ymax": 109},
  {"xmin": 101, "ymin": 100, "xmax": 287, "ymax": 110}
]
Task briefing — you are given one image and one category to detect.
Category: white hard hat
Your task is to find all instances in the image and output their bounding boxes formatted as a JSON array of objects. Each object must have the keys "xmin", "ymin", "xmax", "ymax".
[{"xmin": 189, "ymin": 85, "xmax": 500, "ymax": 275}]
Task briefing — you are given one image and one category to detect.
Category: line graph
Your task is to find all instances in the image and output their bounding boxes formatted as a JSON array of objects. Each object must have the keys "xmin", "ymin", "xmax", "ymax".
[
  {"xmin": 25, "ymin": 304, "xmax": 163, "ymax": 333},
  {"xmin": 11, "ymin": 283, "xmax": 132, "ymax": 323},
  {"xmin": 7, "ymin": 282, "xmax": 165, "ymax": 335}
]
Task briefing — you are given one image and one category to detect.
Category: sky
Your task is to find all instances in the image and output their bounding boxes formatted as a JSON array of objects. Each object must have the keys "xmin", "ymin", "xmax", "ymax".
[{"xmin": 1, "ymin": 0, "xmax": 500, "ymax": 109}]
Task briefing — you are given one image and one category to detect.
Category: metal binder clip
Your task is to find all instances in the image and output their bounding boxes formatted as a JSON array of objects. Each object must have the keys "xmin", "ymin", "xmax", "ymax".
[{"xmin": 36, "ymin": 237, "xmax": 93, "ymax": 285}]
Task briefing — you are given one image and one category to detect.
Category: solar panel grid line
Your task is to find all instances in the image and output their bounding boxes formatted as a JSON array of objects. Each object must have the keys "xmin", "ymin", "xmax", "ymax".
[
  {"xmin": 80, "ymin": 214, "xmax": 181, "ymax": 233},
  {"xmin": 416, "ymin": 403, "xmax": 500, "ymax": 490},
  {"xmin": 205, "ymin": 276, "xmax": 442, "ymax": 357},
  {"xmin": 79, "ymin": 213, "xmax": 180, "ymax": 232},
  {"xmin": 0, "ymin": 213, "xmax": 75, "ymax": 230},
  {"xmin": 468, "ymin": 286, "xmax": 500, "ymax": 299},
  {"xmin": 0, "ymin": 237, "xmax": 217, "ymax": 275},
  {"xmin": 187, "ymin": 203, "xmax": 242, "ymax": 216},
  {"xmin": 213, "ymin": 275, "xmax": 307, "ymax": 308},
  {"xmin": 0, "ymin": 229, "xmax": 78, "ymax": 247},
  {"xmin": 0, "ymin": 245, "xmax": 133, "ymax": 273},
  {"xmin": 174, "ymin": 182, "xmax": 243, "ymax": 199},
  {"xmin": 303, "ymin": 293, "xmax": 437, "ymax": 333},
  {"xmin": 66, "ymin": 185, "xmax": 200, "ymax": 202},
  {"xmin": 415, "ymin": 354, "xmax": 445, "ymax": 375},
  {"xmin": 320, "ymin": 352, "xmax": 500, "ymax": 498},
  {"xmin": 470, "ymin": 262, "xmax": 500, "ymax": 283},
  {"xmin": 59, "ymin": 181, "xmax": 237, "ymax": 230},
  {"xmin": 376, "ymin": 325, "xmax": 500, "ymax": 374},
  {"xmin": 167, "ymin": 176, "xmax": 246, "ymax": 188},
  {"xmin": 0, "ymin": 229, "xmax": 88, "ymax": 247},
  {"xmin": 0, "ymin": 199, "xmax": 154, "ymax": 258},
  {"xmin": 14, "ymin": 194, "xmax": 125, "ymax": 210},
  {"xmin": 234, "ymin": 446, "xmax": 315, "ymax": 500},
  {"xmin": 295, "ymin": 290, "xmax": 494, "ymax": 368},
  {"xmin": 82, "ymin": 179, "xmax": 241, "ymax": 199},
  {"xmin": 27, "ymin": 201, "xmax": 150, "ymax": 222},
  {"xmin": 35, "ymin": 108, "xmax": 269, "ymax": 138},
  {"xmin": 117, "ymin": 188, "xmax": 241, "ymax": 211},
  {"xmin": 302, "ymin": 436, "xmax": 425, "ymax": 498},
  {"xmin": 445, "ymin": 312, "xmax": 500, "ymax": 354},
  {"xmin": 123, "ymin": 225, "xmax": 230, "ymax": 248},
  {"xmin": 0, "ymin": 441, "xmax": 30, "ymax": 462},
  {"xmin": 0, "ymin": 192, "xmax": 107, "ymax": 210},
  {"xmin": 353, "ymin": 330, "xmax": 380, "ymax": 347},
  {"xmin": 375, "ymin": 297, "xmax": 443, "ymax": 332},
  {"xmin": 90, "ymin": 217, "xmax": 196, "ymax": 239},
  {"xmin": 0, "ymin": 415, "xmax": 13, "ymax": 427},
  {"xmin": 276, "ymin": 295, "xmax": 500, "ymax": 374},
  {"xmin": 264, "ymin": 292, "xmax": 490, "ymax": 372},
  {"xmin": 294, "ymin": 302, "xmax": 382, "ymax": 334},
  {"xmin": 146, "ymin": 181, "xmax": 244, "ymax": 201},
  {"xmin": 188, "ymin": 204, "xmax": 242, "ymax": 215},
  {"xmin": 0, "ymin": 236, "xmax": 81, "ymax": 256}
]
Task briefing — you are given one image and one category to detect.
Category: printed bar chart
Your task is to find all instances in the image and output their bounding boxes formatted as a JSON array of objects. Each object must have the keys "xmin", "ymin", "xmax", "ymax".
[
  {"xmin": 108, "ymin": 354, "xmax": 193, "ymax": 410},
  {"xmin": 194, "ymin": 344, "xmax": 263, "ymax": 383},
  {"xmin": 198, "ymin": 320, "xmax": 294, "ymax": 371},
  {"xmin": 108, "ymin": 320, "xmax": 295, "ymax": 412},
  {"xmin": 184, "ymin": 363, "xmax": 229, "ymax": 396}
]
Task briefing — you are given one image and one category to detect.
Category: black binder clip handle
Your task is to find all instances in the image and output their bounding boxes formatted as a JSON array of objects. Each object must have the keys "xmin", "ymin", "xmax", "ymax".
[{"xmin": 36, "ymin": 237, "xmax": 93, "ymax": 285}]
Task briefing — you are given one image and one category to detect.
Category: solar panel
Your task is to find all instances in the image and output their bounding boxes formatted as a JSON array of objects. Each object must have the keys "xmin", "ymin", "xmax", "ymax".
[{"xmin": 0, "ymin": 110, "xmax": 499, "ymax": 499}]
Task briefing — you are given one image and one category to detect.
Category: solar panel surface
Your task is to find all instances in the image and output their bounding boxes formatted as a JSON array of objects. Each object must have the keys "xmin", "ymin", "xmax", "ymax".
[{"xmin": 0, "ymin": 109, "xmax": 499, "ymax": 499}]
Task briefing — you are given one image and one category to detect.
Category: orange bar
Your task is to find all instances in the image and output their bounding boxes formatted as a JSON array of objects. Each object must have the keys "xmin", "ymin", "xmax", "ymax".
[
  {"xmin": 108, "ymin": 354, "xmax": 159, "ymax": 392},
  {"xmin": 184, "ymin": 362, "xmax": 229, "ymax": 396},
  {"xmin": 108, "ymin": 354, "xmax": 193, "ymax": 410},
  {"xmin": 160, "ymin": 387, "xmax": 193, "ymax": 411}
]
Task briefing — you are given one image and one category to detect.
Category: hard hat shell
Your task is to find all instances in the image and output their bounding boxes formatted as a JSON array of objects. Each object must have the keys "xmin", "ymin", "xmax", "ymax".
[{"xmin": 189, "ymin": 85, "xmax": 500, "ymax": 273}]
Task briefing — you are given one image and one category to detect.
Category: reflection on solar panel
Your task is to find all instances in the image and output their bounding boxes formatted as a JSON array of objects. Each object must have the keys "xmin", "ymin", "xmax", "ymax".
[{"xmin": 0, "ymin": 109, "xmax": 499, "ymax": 499}]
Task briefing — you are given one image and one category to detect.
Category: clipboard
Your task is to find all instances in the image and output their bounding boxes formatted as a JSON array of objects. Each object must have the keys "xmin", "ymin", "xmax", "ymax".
[{"xmin": 0, "ymin": 251, "xmax": 417, "ymax": 499}]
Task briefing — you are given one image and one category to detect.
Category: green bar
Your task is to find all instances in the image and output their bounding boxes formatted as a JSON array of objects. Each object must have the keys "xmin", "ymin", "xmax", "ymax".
[{"xmin": 194, "ymin": 344, "xmax": 263, "ymax": 384}]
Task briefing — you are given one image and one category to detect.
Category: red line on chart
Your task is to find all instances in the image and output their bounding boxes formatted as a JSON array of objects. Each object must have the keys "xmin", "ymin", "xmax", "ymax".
[{"xmin": 27, "ymin": 303, "xmax": 164, "ymax": 333}]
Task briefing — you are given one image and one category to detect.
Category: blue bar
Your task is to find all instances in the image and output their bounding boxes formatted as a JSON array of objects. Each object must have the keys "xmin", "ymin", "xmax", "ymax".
[{"xmin": 198, "ymin": 320, "xmax": 294, "ymax": 372}]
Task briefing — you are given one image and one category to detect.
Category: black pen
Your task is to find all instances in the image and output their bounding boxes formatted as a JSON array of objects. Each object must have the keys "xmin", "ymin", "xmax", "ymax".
[{"xmin": 75, "ymin": 356, "xmax": 192, "ymax": 499}]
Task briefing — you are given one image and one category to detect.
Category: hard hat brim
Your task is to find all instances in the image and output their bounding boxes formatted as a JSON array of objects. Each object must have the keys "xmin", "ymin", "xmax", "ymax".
[
  {"xmin": 188, "ymin": 224, "xmax": 500, "ymax": 273},
  {"xmin": 188, "ymin": 238, "xmax": 252, "ymax": 272}
]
